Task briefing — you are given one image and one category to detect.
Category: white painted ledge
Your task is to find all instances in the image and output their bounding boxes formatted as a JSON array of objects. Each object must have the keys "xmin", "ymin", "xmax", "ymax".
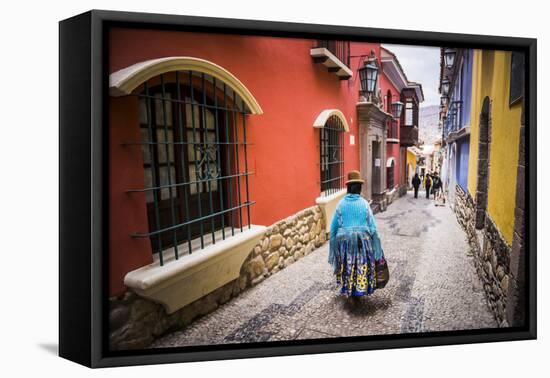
[
  {"xmin": 124, "ymin": 225, "xmax": 267, "ymax": 314},
  {"xmin": 310, "ymin": 48, "xmax": 353, "ymax": 79},
  {"xmin": 316, "ymin": 189, "xmax": 347, "ymax": 233},
  {"xmin": 447, "ymin": 125, "xmax": 471, "ymax": 142},
  {"xmin": 109, "ymin": 56, "xmax": 263, "ymax": 115}
]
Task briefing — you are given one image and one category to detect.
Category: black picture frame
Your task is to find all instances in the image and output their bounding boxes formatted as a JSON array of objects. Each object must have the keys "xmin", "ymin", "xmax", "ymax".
[
  {"xmin": 509, "ymin": 51, "xmax": 525, "ymax": 106},
  {"xmin": 59, "ymin": 9, "xmax": 537, "ymax": 368}
]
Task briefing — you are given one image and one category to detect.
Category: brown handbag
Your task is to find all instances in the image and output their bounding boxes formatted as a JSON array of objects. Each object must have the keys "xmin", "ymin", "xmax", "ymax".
[{"xmin": 376, "ymin": 258, "xmax": 390, "ymax": 288}]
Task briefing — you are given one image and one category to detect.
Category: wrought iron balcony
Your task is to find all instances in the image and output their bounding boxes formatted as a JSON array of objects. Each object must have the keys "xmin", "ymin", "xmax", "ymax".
[
  {"xmin": 443, "ymin": 121, "xmax": 449, "ymax": 140},
  {"xmin": 442, "ymin": 100, "xmax": 469, "ymax": 143},
  {"xmin": 443, "ymin": 100, "xmax": 463, "ymax": 137},
  {"xmin": 449, "ymin": 100, "xmax": 463, "ymax": 132},
  {"xmin": 310, "ymin": 40, "xmax": 352, "ymax": 80}
]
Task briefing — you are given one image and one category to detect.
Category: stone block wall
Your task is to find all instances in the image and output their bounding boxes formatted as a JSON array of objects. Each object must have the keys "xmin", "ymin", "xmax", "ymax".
[
  {"xmin": 242, "ymin": 205, "xmax": 326, "ymax": 286},
  {"xmin": 454, "ymin": 185, "xmax": 477, "ymax": 244},
  {"xmin": 454, "ymin": 185, "xmax": 511, "ymax": 327},
  {"xmin": 109, "ymin": 205, "xmax": 326, "ymax": 350}
]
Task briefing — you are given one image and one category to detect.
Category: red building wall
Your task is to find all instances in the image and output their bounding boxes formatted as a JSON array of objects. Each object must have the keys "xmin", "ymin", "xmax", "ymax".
[
  {"xmin": 109, "ymin": 96, "xmax": 153, "ymax": 295},
  {"xmin": 108, "ymin": 28, "xmax": 399, "ymax": 296},
  {"xmin": 378, "ymin": 74, "xmax": 402, "ymax": 189}
]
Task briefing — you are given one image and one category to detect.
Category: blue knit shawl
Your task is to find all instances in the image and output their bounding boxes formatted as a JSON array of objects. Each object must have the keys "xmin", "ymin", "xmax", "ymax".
[{"xmin": 328, "ymin": 194, "xmax": 384, "ymax": 272}]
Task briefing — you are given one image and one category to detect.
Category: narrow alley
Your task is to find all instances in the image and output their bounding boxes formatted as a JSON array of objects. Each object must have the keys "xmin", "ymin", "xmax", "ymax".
[
  {"xmin": 151, "ymin": 192, "xmax": 497, "ymax": 348},
  {"xmin": 103, "ymin": 32, "xmax": 527, "ymax": 352}
]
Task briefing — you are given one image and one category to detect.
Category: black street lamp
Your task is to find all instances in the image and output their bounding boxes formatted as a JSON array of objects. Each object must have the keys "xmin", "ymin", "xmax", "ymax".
[
  {"xmin": 359, "ymin": 52, "xmax": 379, "ymax": 96},
  {"xmin": 444, "ymin": 48, "xmax": 457, "ymax": 69},
  {"xmin": 391, "ymin": 100, "xmax": 404, "ymax": 118},
  {"xmin": 441, "ymin": 77, "xmax": 450, "ymax": 95}
]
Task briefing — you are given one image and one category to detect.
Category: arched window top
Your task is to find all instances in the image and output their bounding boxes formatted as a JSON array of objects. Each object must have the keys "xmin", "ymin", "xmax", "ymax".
[
  {"xmin": 312, "ymin": 109, "xmax": 350, "ymax": 132},
  {"xmin": 386, "ymin": 157, "xmax": 395, "ymax": 167},
  {"xmin": 109, "ymin": 56, "xmax": 263, "ymax": 115}
]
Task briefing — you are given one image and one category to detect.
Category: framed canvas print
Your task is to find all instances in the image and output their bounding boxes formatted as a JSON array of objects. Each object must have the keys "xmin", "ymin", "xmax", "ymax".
[{"xmin": 59, "ymin": 10, "xmax": 536, "ymax": 368}]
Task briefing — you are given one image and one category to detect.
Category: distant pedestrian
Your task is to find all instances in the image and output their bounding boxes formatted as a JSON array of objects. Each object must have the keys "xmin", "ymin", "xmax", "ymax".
[
  {"xmin": 412, "ymin": 173, "xmax": 421, "ymax": 199},
  {"xmin": 424, "ymin": 173, "xmax": 432, "ymax": 199},
  {"xmin": 432, "ymin": 172, "xmax": 442, "ymax": 200},
  {"xmin": 328, "ymin": 170, "xmax": 389, "ymax": 300}
]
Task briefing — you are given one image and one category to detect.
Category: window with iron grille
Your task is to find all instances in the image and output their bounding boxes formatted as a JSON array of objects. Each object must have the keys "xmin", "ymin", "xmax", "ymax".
[
  {"xmin": 129, "ymin": 71, "xmax": 254, "ymax": 265},
  {"xmin": 320, "ymin": 115, "xmax": 345, "ymax": 196}
]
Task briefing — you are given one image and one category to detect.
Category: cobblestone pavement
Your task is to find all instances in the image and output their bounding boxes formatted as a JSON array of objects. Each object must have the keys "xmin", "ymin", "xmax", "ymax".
[{"xmin": 151, "ymin": 191, "xmax": 497, "ymax": 348}]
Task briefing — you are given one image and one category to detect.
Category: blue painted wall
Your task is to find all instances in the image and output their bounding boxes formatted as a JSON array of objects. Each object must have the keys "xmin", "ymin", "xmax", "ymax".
[
  {"xmin": 460, "ymin": 49, "xmax": 473, "ymax": 127},
  {"xmin": 456, "ymin": 137, "xmax": 470, "ymax": 190}
]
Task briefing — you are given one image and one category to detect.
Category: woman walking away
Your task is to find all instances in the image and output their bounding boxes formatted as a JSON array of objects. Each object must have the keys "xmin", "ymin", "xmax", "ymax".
[
  {"xmin": 328, "ymin": 170, "xmax": 388, "ymax": 299},
  {"xmin": 412, "ymin": 173, "xmax": 421, "ymax": 199}
]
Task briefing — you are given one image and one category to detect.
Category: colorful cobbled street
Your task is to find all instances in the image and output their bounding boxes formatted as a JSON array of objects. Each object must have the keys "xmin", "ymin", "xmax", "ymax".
[{"xmin": 151, "ymin": 192, "xmax": 497, "ymax": 347}]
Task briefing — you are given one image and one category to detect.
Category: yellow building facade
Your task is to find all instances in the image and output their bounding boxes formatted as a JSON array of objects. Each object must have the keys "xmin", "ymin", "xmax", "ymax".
[
  {"xmin": 467, "ymin": 50, "xmax": 523, "ymax": 245},
  {"xmin": 406, "ymin": 147, "xmax": 418, "ymax": 185}
]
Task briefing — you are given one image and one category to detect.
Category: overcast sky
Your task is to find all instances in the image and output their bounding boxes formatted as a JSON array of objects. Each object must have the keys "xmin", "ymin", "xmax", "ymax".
[{"xmin": 382, "ymin": 44, "xmax": 440, "ymax": 108}]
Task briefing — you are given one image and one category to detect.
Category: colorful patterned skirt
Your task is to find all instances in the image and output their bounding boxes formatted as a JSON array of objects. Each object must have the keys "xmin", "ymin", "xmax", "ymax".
[{"xmin": 329, "ymin": 229, "xmax": 378, "ymax": 297}]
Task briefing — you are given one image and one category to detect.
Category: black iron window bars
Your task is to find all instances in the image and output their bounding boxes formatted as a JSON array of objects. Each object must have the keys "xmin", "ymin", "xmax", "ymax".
[
  {"xmin": 320, "ymin": 115, "xmax": 345, "ymax": 196},
  {"xmin": 449, "ymin": 100, "xmax": 463, "ymax": 132},
  {"xmin": 443, "ymin": 100, "xmax": 463, "ymax": 135},
  {"xmin": 126, "ymin": 71, "xmax": 254, "ymax": 266}
]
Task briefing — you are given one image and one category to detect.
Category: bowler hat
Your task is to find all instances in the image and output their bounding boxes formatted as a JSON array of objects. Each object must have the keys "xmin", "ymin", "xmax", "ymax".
[{"xmin": 345, "ymin": 170, "xmax": 365, "ymax": 185}]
